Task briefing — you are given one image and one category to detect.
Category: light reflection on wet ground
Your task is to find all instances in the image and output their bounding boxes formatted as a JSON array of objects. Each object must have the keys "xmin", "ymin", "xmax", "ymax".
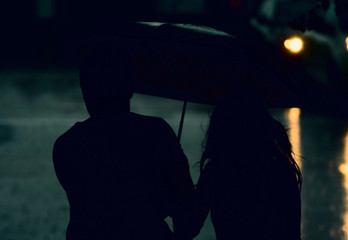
[
  {"xmin": 1, "ymin": 70, "xmax": 348, "ymax": 239},
  {"xmin": 340, "ymin": 134, "xmax": 348, "ymax": 238}
]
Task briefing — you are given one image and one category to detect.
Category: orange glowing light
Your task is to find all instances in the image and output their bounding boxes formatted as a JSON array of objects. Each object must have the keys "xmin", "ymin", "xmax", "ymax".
[
  {"xmin": 284, "ymin": 37, "xmax": 304, "ymax": 53},
  {"xmin": 286, "ymin": 108, "xmax": 302, "ymax": 169},
  {"xmin": 339, "ymin": 133, "xmax": 348, "ymax": 236}
]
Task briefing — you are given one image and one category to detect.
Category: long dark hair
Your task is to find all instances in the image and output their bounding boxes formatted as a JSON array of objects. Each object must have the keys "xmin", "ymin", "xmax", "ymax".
[{"xmin": 200, "ymin": 96, "xmax": 302, "ymax": 191}]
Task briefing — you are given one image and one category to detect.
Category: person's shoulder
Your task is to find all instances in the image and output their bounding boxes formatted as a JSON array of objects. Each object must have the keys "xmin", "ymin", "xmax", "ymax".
[
  {"xmin": 130, "ymin": 113, "xmax": 177, "ymax": 140},
  {"xmin": 129, "ymin": 112, "xmax": 161, "ymax": 121},
  {"xmin": 53, "ymin": 121, "xmax": 86, "ymax": 148},
  {"xmin": 129, "ymin": 112, "xmax": 170, "ymax": 127}
]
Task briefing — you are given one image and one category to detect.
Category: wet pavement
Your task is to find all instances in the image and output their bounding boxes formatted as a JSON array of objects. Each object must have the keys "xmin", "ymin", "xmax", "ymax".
[{"xmin": 1, "ymin": 69, "xmax": 348, "ymax": 239}]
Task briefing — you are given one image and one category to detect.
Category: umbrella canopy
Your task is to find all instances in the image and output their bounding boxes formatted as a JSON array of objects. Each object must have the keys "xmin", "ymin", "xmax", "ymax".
[
  {"xmin": 76, "ymin": 21, "xmax": 301, "ymax": 141},
  {"xmin": 77, "ymin": 21, "xmax": 299, "ymax": 107}
]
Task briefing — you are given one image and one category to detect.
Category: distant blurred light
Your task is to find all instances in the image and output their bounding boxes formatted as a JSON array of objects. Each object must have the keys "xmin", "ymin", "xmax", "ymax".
[
  {"xmin": 346, "ymin": 37, "xmax": 348, "ymax": 51},
  {"xmin": 284, "ymin": 37, "xmax": 303, "ymax": 53},
  {"xmin": 339, "ymin": 132, "xmax": 348, "ymax": 237}
]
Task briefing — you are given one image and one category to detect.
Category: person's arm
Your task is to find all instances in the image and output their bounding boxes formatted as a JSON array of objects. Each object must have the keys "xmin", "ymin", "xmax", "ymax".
[
  {"xmin": 166, "ymin": 154, "xmax": 195, "ymax": 206},
  {"xmin": 166, "ymin": 151, "xmax": 214, "ymax": 240},
  {"xmin": 188, "ymin": 164, "xmax": 213, "ymax": 239},
  {"xmin": 165, "ymin": 150, "xmax": 195, "ymax": 240},
  {"xmin": 157, "ymin": 119, "xmax": 195, "ymax": 239}
]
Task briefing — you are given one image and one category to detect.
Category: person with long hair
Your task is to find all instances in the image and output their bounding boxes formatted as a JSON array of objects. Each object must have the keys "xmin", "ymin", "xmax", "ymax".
[{"xmin": 189, "ymin": 94, "xmax": 302, "ymax": 240}]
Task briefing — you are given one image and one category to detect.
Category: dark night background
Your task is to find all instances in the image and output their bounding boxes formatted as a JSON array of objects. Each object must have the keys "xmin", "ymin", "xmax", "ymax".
[{"xmin": 1, "ymin": 0, "xmax": 348, "ymax": 239}]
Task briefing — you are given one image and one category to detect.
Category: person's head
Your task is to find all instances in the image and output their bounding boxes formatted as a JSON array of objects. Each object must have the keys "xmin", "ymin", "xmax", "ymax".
[
  {"xmin": 201, "ymin": 93, "xmax": 268, "ymax": 163},
  {"xmin": 79, "ymin": 42, "xmax": 134, "ymax": 116}
]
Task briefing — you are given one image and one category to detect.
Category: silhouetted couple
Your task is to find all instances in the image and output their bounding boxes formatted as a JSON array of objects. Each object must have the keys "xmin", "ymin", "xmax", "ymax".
[{"xmin": 53, "ymin": 47, "xmax": 302, "ymax": 240}]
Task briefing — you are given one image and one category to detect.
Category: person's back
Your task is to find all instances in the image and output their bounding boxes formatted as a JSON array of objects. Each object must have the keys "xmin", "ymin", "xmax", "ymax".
[
  {"xmin": 204, "ymin": 144, "xmax": 301, "ymax": 239},
  {"xmin": 53, "ymin": 112, "xmax": 188, "ymax": 239},
  {"xmin": 53, "ymin": 43, "xmax": 194, "ymax": 239},
  {"xmin": 190, "ymin": 95, "xmax": 302, "ymax": 240}
]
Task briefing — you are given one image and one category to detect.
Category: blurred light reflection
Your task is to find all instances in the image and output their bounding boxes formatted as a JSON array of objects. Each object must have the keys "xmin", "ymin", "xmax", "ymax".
[
  {"xmin": 285, "ymin": 108, "xmax": 302, "ymax": 169},
  {"xmin": 284, "ymin": 37, "xmax": 304, "ymax": 54},
  {"xmin": 339, "ymin": 133, "xmax": 348, "ymax": 236}
]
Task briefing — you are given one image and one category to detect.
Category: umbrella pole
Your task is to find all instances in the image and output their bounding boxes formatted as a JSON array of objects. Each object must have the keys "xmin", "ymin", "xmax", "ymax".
[{"xmin": 177, "ymin": 100, "xmax": 187, "ymax": 142}]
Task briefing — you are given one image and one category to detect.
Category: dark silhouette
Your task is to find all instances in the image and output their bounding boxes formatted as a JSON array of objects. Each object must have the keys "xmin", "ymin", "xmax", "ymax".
[
  {"xmin": 189, "ymin": 94, "xmax": 302, "ymax": 240},
  {"xmin": 52, "ymin": 44, "xmax": 195, "ymax": 240}
]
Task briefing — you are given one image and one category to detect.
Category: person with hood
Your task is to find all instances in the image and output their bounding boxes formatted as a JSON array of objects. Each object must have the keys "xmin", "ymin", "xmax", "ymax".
[{"xmin": 52, "ymin": 43, "xmax": 195, "ymax": 240}]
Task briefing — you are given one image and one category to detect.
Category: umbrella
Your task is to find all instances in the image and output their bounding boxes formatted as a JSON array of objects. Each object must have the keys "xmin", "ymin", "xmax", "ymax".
[{"xmin": 77, "ymin": 21, "xmax": 299, "ymax": 141}]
